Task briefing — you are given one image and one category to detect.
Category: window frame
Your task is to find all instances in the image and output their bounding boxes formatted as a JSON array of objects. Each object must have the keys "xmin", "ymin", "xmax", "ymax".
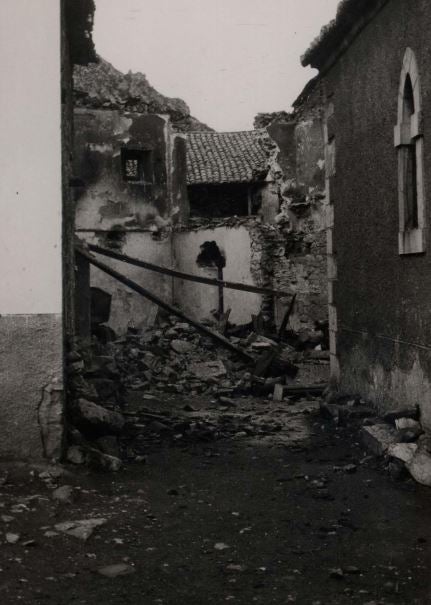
[
  {"xmin": 121, "ymin": 147, "xmax": 153, "ymax": 185},
  {"xmin": 394, "ymin": 48, "xmax": 426, "ymax": 255}
]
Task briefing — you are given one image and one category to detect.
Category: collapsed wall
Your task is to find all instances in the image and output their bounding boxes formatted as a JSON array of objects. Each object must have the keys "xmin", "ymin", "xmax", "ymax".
[
  {"xmin": 73, "ymin": 109, "xmax": 188, "ymax": 335},
  {"xmin": 73, "ymin": 63, "xmax": 327, "ymax": 341},
  {"xmin": 261, "ymin": 78, "xmax": 327, "ymax": 332}
]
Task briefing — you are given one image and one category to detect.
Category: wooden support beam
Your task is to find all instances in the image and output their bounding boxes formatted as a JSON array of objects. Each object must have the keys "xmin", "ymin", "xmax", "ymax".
[
  {"xmin": 283, "ymin": 385, "xmax": 327, "ymax": 397},
  {"xmin": 77, "ymin": 247, "xmax": 255, "ymax": 364},
  {"xmin": 278, "ymin": 293, "xmax": 297, "ymax": 339},
  {"xmin": 86, "ymin": 243, "xmax": 290, "ymax": 299}
]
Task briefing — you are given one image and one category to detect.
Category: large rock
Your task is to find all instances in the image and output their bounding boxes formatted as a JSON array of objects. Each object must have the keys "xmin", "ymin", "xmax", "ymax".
[
  {"xmin": 170, "ymin": 340, "xmax": 194, "ymax": 354},
  {"xmin": 72, "ymin": 399, "xmax": 125, "ymax": 438},
  {"xmin": 86, "ymin": 448, "xmax": 122, "ymax": 472},
  {"xmin": 190, "ymin": 360, "xmax": 227, "ymax": 380},
  {"xmin": 388, "ymin": 443, "xmax": 418, "ymax": 464},
  {"xmin": 66, "ymin": 446, "xmax": 86, "ymax": 465},
  {"xmin": 395, "ymin": 418, "xmax": 422, "ymax": 431},
  {"xmin": 361, "ymin": 424, "xmax": 399, "ymax": 456},
  {"xmin": 54, "ymin": 518, "xmax": 107, "ymax": 541},
  {"xmin": 407, "ymin": 451, "xmax": 431, "ymax": 487},
  {"xmin": 417, "ymin": 433, "xmax": 431, "ymax": 453}
]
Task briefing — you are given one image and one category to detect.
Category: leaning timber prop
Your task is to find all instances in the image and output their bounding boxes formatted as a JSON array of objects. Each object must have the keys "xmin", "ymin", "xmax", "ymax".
[
  {"xmin": 86, "ymin": 244, "xmax": 291, "ymax": 299},
  {"xmin": 76, "ymin": 247, "xmax": 255, "ymax": 364},
  {"xmin": 278, "ymin": 293, "xmax": 297, "ymax": 340}
]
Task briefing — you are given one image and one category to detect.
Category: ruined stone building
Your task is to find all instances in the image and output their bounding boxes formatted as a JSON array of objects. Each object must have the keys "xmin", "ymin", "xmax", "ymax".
[
  {"xmin": 302, "ymin": 0, "xmax": 431, "ymax": 427},
  {"xmin": 0, "ymin": 1, "xmax": 330, "ymax": 463},
  {"xmin": 183, "ymin": 121, "xmax": 328, "ymax": 329},
  {"xmin": 73, "ymin": 110, "xmax": 188, "ymax": 334},
  {"xmin": 0, "ymin": 0, "xmax": 96, "ymax": 460},
  {"xmin": 186, "ymin": 130, "xmax": 270, "ymax": 219},
  {"xmin": 73, "ymin": 82, "xmax": 329, "ymax": 335}
]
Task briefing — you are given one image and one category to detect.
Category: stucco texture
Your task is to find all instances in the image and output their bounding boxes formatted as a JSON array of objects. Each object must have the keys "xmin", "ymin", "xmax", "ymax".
[
  {"xmin": 0, "ymin": 314, "xmax": 63, "ymax": 460},
  {"xmin": 79, "ymin": 233, "xmax": 173, "ymax": 334},
  {"xmin": 173, "ymin": 227, "xmax": 261, "ymax": 325},
  {"xmin": 74, "ymin": 109, "xmax": 186, "ymax": 232},
  {"xmin": 324, "ymin": 0, "xmax": 431, "ymax": 421}
]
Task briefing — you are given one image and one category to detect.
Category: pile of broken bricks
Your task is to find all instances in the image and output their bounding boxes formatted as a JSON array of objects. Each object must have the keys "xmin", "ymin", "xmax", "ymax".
[
  {"xmin": 321, "ymin": 394, "xmax": 431, "ymax": 487},
  {"xmin": 112, "ymin": 315, "xmax": 303, "ymax": 398},
  {"xmin": 66, "ymin": 351, "xmax": 126, "ymax": 472},
  {"xmin": 63, "ymin": 313, "xmax": 328, "ymax": 470}
]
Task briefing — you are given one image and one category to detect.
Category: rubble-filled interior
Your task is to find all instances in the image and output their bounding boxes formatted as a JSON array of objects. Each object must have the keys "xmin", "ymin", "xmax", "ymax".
[
  {"xmin": 64, "ymin": 48, "xmax": 334, "ymax": 474},
  {"xmin": 4, "ymin": 2, "xmax": 431, "ymax": 603}
]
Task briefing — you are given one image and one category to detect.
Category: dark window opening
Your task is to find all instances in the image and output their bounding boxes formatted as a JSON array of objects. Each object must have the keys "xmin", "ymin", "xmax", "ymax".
[
  {"xmin": 197, "ymin": 241, "xmax": 226, "ymax": 317},
  {"xmin": 188, "ymin": 183, "xmax": 253, "ymax": 218},
  {"xmin": 401, "ymin": 75, "xmax": 418, "ymax": 229},
  {"xmin": 196, "ymin": 241, "xmax": 226, "ymax": 270},
  {"xmin": 403, "ymin": 75, "xmax": 415, "ymax": 119},
  {"xmin": 121, "ymin": 148, "xmax": 153, "ymax": 184},
  {"xmin": 403, "ymin": 146, "xmax": 418, "ymax": 229},
  {"xmin": 100, "ymin": 226, "xmax": 126, "ymax": 251}
]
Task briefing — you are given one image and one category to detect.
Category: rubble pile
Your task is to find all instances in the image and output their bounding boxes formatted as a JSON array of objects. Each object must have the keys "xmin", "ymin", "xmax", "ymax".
[
  {"xmin": 64, "ymin": 309, "xmax": 329, "ymax": 470},
  {"xmin": 66, "ymin": 349, "xmax": 126, "ymax": 471},
  {"xmin": 322, "ymin": 393, "xmax": 431, "ymax": 488},
  {"xmin": 121, "ymin": 394, "xmax": 320, "ymax": 460},
  {"xmin": 113, "ymin": 319, "xmax": 249, "ymax": 398},
  {"xmin": 104, "ymin": 313, "xmax": 329, "ymax": 399}
]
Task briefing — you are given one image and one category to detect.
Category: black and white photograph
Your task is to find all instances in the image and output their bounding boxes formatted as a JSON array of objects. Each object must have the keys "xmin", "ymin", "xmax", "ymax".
[{"xmin": 0, "ymin": 0, "xmax": 430, "ymax": 603}]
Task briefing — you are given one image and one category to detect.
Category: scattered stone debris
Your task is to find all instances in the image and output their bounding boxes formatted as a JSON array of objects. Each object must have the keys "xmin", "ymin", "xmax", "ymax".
[
  {"xmin": 97, "ymin": 563, "xmax": 136, "ymax": 578},
  {"xmin": 361, "ymin": 425, "xmax": 398, "ymax": 457},
  {"xmin": 54, "ymin": 518, "xmax": 107, "ymax": 541},
  {"xmin": 322, "ymin": 392, "xmax": 431, "ymax": 488},
  {"xmin": 52, "ymin": 485, "xmax": 75, "ymax": 504},
  {"xmin": 65, "ymin": 310, "xmax": 328, "ymax": 469},
  {"xmin": 5, "ymin": 532, "xmax": 20, "ymax": 544}
]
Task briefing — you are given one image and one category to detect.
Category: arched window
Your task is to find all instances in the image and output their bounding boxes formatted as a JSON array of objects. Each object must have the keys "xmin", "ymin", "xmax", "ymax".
[{"xmin": 394, "ymin": 48, "xmax": 425, "ymax": 254}]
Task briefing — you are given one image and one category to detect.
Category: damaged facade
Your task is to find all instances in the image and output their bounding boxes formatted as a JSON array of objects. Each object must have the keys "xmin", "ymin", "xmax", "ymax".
[
  {"xmin": 74, "ymin": 109, "xmax": 188, "ymax": 334},
  {"xmin": 183, "ymin": 122, "xmax": 328, "ymax": 330},
  {"xmin": 74, "ymin": 71, "xmax": 328, "ymax": 335},
  {"xmin": 302, "ymin": 0, "xmax": 431, "ymax": 428},
  {"xmin": 0, "ymin": 1, "xmax": 329, "ymax": 463}
]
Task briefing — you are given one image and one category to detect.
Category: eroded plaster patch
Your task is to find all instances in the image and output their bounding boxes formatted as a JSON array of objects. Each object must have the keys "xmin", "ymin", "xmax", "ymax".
[{"xmin": 340, "ymin": 342, "xmax": 431, "ymax": 431}]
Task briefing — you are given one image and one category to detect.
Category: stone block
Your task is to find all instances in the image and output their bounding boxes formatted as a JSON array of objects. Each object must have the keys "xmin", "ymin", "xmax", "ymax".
[
  {"xmin": 86, "ymin": 448, "xmax": 122, "ymax": 472},
  {"xmin": 388, "ymin": 443, "xmax": 418, "ymax": 464},
  {"xmin": 72, "ymin": 399, "xmax": 125, "ymax": 438},
  {"xmin": 190, "ymin": 361, "xmax": 227, "ymax": 380},
  {"xmin": 395, "ymin": 418, "xmax": 421, "ymax": 431},
  {"xmin": 361, "ymin": 424, "xmax": 399, "ymax": 456},
  {"xmin": 407, "ymin": 451, "xmax": 431, "ymax": 487}
]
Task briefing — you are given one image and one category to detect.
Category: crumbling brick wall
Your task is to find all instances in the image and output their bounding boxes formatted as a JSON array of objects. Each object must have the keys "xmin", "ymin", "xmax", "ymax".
[
  {"xmin": 248, "ymin": 207, "xmax": 327, "ymax": 332},
  {"xmin": 174, "ymin": 82, "xmax": 327, "ymax": 332},
  {"xmin": 251, "ymin": 80, "xmax": 327, "ymax": 331}
]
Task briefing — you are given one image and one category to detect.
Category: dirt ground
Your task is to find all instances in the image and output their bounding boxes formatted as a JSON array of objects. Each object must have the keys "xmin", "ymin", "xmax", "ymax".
[{"xmin": 0, "ymin": 394, "xmax": 430, "ymax": 605}]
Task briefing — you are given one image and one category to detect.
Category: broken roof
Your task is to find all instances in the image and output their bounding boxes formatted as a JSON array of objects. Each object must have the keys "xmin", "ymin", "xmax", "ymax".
[
  {"xmin": 186, "ymin": 131, "xmax": 268, "ymax": 186},
  {"xmin": 301, "ymin": 0, "xmax": 389, "ymax": 70}
]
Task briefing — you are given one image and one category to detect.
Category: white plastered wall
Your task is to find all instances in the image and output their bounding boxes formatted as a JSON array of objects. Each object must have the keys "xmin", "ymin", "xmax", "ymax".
[{"xmin": 0, "ymin": 0, "xmax": 62, "ymax": 315}]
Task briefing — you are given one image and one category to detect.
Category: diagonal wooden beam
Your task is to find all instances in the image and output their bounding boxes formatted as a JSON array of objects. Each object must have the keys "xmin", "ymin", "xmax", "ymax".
[
  {"xmin": 86, "ymin": 243, "xmax": 291, "ymax": 299},
  {"xmin": 76, "ymin": 247, "xmax": 255, "ymax": 364}
]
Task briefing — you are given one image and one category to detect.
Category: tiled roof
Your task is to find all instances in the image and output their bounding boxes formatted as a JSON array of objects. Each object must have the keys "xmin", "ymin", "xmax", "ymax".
[{"xmin": 186, "ymin": 130, "xmax": 269, "ymax": 186}]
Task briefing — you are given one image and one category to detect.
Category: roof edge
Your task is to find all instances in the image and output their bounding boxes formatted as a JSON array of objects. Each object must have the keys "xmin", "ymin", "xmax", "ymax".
[
  {"xmin": 187, "ymin": 129, "xmax": 266, "ymax": 137},
  {"xmin": 301, "ymin": 0, "xmax": 390, "ymax": 72}
]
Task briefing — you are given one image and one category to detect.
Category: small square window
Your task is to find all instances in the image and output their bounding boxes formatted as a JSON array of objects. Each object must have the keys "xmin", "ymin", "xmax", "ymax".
[{"xmin": 121, "ymin": 148, "xmax": 153, "ymax": 183}]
